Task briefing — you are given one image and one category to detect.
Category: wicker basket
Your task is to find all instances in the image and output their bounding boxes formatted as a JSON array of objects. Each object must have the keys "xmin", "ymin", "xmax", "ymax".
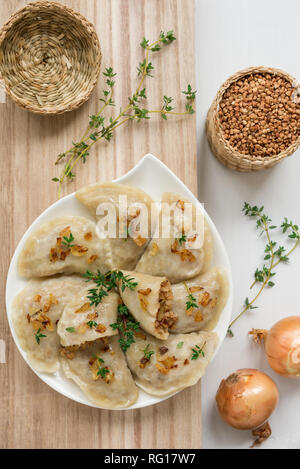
[
  {"xmin": 206, "ymin": 66, "xmax": 300, "ymax": 172},
  {"xmin": 0, "ymin": 1, "xmax": 101, "ymax": 115}
]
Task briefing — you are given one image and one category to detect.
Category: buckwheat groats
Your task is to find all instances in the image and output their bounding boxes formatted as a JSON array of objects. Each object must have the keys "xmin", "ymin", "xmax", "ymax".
[
  {"xmin": 219, "ymin": 73, "xmax": 300, "ymax": 157},
  {"xmin": 206, "ymin": 66, "xmax": 300, "ymax": 172}
]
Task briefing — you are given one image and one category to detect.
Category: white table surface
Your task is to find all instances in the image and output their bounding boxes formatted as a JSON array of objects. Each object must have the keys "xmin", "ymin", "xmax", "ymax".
[{"xmin": 196, "ymin": 0, "xmax": 300, "ymax": 449}]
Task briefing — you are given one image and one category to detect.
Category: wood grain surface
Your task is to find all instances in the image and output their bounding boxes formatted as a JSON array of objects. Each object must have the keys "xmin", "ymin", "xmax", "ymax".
[{"xmin": 0, "ymin": 0, "xmax": 197, "ymax": 449}]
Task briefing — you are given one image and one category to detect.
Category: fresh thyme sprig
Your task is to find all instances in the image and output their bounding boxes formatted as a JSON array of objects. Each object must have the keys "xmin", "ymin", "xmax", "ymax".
[
  {"xmin": 184, "ymin": 281, "xmax": 198, "ymax": 311},
  {"xmin": 186, "ymin": 293, "xmax": 198, "ymax": 311},
  {"xmin": 227, "ymin": 203, "xmax": 300, "ymax": 336},
  {"xmin": 83, "ymin": 269, "xmax": 138, "ymax": 306},
  {"xmin": 53, "ymin": 30, "xmax": 196, "ymax": 197},
  {"xmin": 110, "ymin": 304, "xmax": 140, "ymax": 352},
  {"xmin": 191, "ymin": 342, "xmax": 206, "ymax": 360},
  {"xmin": 85, "ymin": 280, "xmax": 109, "ymax": 307},
  {"xmin": 94, "ymin": 356, "xmax": 110, "ymax": 378},
  {"xmin": 61, "ymin": 232, "xmax": 75, "ymax": 248}
]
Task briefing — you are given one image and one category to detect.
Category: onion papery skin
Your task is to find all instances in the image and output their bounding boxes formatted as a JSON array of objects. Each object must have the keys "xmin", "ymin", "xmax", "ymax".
[
  {"xmin": 216, "ymin": 368, "xmax": 279, "ymax": 430},
  {"xmin": 265, "ymin": 316, "xmax": 300, "ymax": 378}
]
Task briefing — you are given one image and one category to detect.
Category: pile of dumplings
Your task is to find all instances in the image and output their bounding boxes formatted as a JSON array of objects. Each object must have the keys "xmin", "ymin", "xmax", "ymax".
[{"xmin": 12, "ymin": 183, "xmax": 229, "ymax": 409}]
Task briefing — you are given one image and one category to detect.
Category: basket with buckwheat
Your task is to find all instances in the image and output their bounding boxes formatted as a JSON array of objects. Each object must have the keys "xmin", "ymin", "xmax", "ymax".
[{"xmin": 206, "ymin": 66, "xmax": 300, "ymax": 172}]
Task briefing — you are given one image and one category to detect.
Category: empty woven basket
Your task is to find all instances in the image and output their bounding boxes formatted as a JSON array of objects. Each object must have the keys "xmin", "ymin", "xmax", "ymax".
[{"xmin": 0, "ymin": 1, "xmax": 101, "ymax": 114}]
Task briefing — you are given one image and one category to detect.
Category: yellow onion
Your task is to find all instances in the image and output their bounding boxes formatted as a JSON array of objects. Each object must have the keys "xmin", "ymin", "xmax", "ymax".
[
  {"xmin": 250, "ymin": 316, "xmax": 300, "ymax": 378},
  {"xmin": 216, "ymin": 369, "xmax": 279, "ymax": 447}
]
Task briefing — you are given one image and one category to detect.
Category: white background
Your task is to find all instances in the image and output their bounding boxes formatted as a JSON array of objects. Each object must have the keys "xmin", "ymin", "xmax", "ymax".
[{"xmin": 196, "ymin": 0, "xmax": 300, "ymax": 449}]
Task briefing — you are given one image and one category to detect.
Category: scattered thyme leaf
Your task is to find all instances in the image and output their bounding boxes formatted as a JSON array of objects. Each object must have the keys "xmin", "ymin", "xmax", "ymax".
[
  {"xmin": 93, "ymin": 356, "xmax": 110, "ymax": 379},
  {"xmin": 191, "ymin": 342, "xmax": 206, "ymax": 360},
  {"xmin": 62, "ymin": 232, "xmax": 75, "ymax": 248},
  {"xmin": 97, "ymin": 366, "xmax": 110, "ymax": 379},
  {"xmin": 143, "ymin": 344, "xmax": 155, "ymax": 361},
  {"xmin": 87, "ymin": 321, "xmax": 98, "ymax": 329},
  {"xmin": 35, "ymin": 328, "xmax": 47, "ymax": 345},
  {"xmin": 176, "ymin": 234, "xmax": 187, "ymax": 245}
]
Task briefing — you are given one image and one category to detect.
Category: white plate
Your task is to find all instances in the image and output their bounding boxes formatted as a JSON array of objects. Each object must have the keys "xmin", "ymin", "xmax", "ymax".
[{"xmin": 5, "ymin": 154, "xmax": 233, "ymax": 410}]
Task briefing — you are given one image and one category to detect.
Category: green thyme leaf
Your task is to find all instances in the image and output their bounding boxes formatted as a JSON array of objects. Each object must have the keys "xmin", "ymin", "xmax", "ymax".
[
  {"xmin": 62, "ymin": 232, "xmax": 75, "ymax": 248},
  {"xmin": 87, "ymin": 321, "xmax": 98, "ymax": 329},
  {"xmin": 35, "ymin": 328, "xmax": 47, "ymax": 344},
  {"xmin": 143, "ymin": 344, "xmax": 155, "ymax": 361},
  {"xmin": 191, "ymin": 342, "xmax": 206, "ymax": 360}
]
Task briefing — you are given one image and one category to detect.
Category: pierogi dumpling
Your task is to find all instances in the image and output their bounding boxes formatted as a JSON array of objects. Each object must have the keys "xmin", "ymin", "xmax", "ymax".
[
  {"xmin": 18, "ymin": 216, "xmax": 112, "ymax": 278},
  {"xmin": 76, "ymin": 182, "xmax": 155, "ymax": 270},
  {"xmin": 171, "ymin": 268, "xmax": 229, "ymax": 333},
  {"xmin": 11, "ymin": 181, "xmax": 221, "ymax": 407},
  {"xmin": 136, "ymin": 193, "xmax": 213, "ymax": 284},
  {"xmin": 58, "ymin": 288, "xmax": 119, "ymax": 347},
  {"xmin": 126, "ymin": 330, "xmax": 218, "ymax": 397},
  {"xmin": 12, "ymin": 276, "xmax": 86, "ymax": 373},
  {"xmin": 61, "ymin": 336, "xmax": 139, "ymax": 409},
  {"xmin": 118, "ymin": 271, "xmax": 177, "ymax": 340}
]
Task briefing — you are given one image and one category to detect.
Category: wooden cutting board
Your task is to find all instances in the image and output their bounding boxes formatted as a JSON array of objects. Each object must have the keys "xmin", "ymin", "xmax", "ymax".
[{"xmin": 0, "ymin": 0, "xmax": 198, "ymax": 449}]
